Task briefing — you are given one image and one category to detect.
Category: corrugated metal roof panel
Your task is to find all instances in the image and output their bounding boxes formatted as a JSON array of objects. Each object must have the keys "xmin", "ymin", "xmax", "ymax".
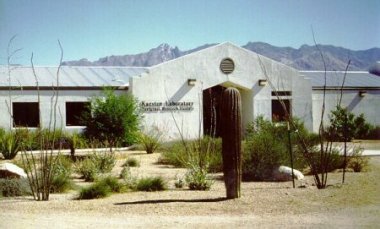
[
  {"xmin": 300, "ymin": 71, "xmax": 380, "ymax": 88},
  {"xmin": 0, "ymin": 66, "xmax": 148, "ymax": 88}
]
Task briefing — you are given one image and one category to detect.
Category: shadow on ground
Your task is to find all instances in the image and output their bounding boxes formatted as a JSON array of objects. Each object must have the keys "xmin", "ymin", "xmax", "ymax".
[{"xmin": 114, "ymin": 197, "xmax": 228, "ymax": 205}]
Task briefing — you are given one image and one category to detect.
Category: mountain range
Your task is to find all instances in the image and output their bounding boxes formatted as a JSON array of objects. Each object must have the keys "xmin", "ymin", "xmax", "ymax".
[{"xmin": 62, "ymin": 42, "xmax": 380, "ymax": 71}]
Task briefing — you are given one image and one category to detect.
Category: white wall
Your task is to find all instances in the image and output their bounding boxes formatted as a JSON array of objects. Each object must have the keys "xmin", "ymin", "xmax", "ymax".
[
  {"xmin": 0, "ymin": 89, "xmax": 126, "ymax": 132},
  {"xmin": 312, "ymin": 89, "xmax": 380, "ymax": 132},
  {"xmin": 131, "ymin": 43, "xmax": 313, "ymax": 140}
]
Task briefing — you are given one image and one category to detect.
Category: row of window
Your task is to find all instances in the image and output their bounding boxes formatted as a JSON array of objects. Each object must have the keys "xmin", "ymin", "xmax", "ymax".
[
  {"xmin": 12, "ymin": 102, "xmax": 89, "ymax": 127},
  {"xmin": 10, "ymin": 99, "xmax": 291, "ymax": 127}
]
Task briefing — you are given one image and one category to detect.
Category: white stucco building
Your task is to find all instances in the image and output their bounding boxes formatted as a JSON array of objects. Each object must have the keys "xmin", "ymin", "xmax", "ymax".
[{"xmin": 0, "ymin": 43, "xmax": 379, "ymax": 140}]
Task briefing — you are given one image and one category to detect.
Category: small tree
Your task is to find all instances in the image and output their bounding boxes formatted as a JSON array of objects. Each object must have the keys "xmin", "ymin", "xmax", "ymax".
[
  {"xmin": 327, "ymin": 106, "xmax": 355, "ymax": 142},
  {"xmin": 82, "ymin": 89, "xmax": 141, "ymax": 151},
  {"xmin": 328, "ymin": 106, "xmax": 374, "ymax": 141}
]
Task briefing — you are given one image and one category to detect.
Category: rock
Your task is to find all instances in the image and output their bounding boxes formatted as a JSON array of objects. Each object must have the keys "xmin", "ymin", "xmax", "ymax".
[
  {"xmin": 0, "ymin": 162, "xmax": 27, "ymax": 179},
  {"xmin": 272, "ymin": 165, "xmax": 304, "ymax": 181}
]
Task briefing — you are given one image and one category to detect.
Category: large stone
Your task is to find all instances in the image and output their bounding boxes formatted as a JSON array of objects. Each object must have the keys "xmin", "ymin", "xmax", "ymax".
[
  {"xmin": 272, "ymin": 165, "xmax": 304, "ymax": 181},
  {"xmin": 0, "ymin": 162, "xmax": 27, "ymax": 179}
]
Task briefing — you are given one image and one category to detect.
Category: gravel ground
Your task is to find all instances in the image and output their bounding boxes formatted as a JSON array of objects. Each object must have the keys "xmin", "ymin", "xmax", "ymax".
[{"xmin": 1, "ymin": 151, "xmax": 379, "ymax": 228}]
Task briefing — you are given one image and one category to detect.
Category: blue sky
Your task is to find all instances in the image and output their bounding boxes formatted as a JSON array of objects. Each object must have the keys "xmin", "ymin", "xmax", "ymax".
[{"xmin": 0, "ymin": 0, "xmax": 379, "ymax": 65}]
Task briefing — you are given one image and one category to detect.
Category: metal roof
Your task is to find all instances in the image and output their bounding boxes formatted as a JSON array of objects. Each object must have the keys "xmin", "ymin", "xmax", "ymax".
[
  {"xmin": 0, "ymin": 66, "xmax": 148, "ymax": 89},
  {"xmin": 300, "ymin": 71, "xmax": 380, "ymax": 89}
]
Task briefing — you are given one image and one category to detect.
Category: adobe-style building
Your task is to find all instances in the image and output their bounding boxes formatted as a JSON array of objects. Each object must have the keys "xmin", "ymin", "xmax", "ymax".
[{"xmin": 0, "ymin": 43, "xmax": 379, "ymax": 140}]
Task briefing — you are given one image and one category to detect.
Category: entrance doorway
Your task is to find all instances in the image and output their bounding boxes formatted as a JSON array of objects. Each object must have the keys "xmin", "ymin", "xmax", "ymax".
[{"xmin": 203, "ymin": 85, "xmax": 226, "ymax": 137}]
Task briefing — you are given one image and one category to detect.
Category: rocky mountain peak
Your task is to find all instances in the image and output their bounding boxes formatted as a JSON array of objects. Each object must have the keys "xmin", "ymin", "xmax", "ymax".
[{"xmin": 62, "ymin": 42, "xmax": 380, "ymax": 71}]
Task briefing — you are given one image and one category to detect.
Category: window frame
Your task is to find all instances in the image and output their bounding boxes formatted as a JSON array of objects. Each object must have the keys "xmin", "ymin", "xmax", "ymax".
[
  {"xmin": 65, "ymin": 101, "xmax": 90, "ymax": 127},
  {"xmin": 12, "ymin": 102, "xmax": 40, "ymax": 128}
]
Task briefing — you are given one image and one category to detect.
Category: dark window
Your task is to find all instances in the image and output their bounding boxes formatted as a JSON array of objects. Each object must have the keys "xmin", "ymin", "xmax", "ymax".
[
  {"xmin": 66, "ymin": 102, "xmax": 90, "ymax": 126},
  {"xmin": 272, "ymin": 100, "xmax": 291, "ymax": 122},
  {"xmin": 13, "ymin": 102, "xmax": 40, "ymax": 127},
  {"xmin": 271, "ymin": 91, "xmax": 292, "ymax": 96}
]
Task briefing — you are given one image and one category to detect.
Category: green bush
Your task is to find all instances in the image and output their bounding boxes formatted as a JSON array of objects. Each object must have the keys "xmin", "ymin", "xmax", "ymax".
[
  {"xmin": 139, "ymin": 126, "xmax": 164, "ymax": 154},
  {"xmin": 119, "ymin": 166, "xmax": 137, "ymax": 190},
  {"xmin": 120, "ymin": 166, "xmax": 130, "ymax": 180},
  {"xmin": 0, "ymin": 178, "xmax": 31, "ymax": 197},
  {"xmin": 92, "ymin": 152, "xmax": 116, "ymax": 173},
  {"xmin": 77, "ymin": 176, "xmax": 124, "ymax": 199},
  {"xmin": 96, "ymin": 176, "xmax": 125, "ymax": 193},
  {"xmin": 70, "ymin": 132, "xmax": 89, "ymax": 149},
  {"xmin": 160, "ymin": 137, "xmax": 222, "ymax": 173},
  {"xmin": 243, "ymin": 129, "xmax": 287, "ymax": 181},
  {"xmin": 123, "ymin": 158, "xmax": 140, "ymax": 167},
  {"xmin": 75, "ymin": 152, "xmax": 116, "ymax": 181},
  {"xmin": 0, "ymin": 131, "xmax": 22, "ymax": 159},
  {"xmin": 136, "ymin": 177, "xmax": 167, "ymax": 191},
  {"xmin": 185, "ymin": 164, "xmax": 212, "ymax": 190},
  {"xmin": 75, "ymin": 157, "xmax": 98, "ymax": 182},
  {"xmin": 78, "ymin": 183, "xmax": 111, "ymax": 199},
  {"xmin": 328, "ymin": 106, "xmax": 377, "ymax": 141},
  {"xmin": 12, "ymin": 128, "xmax": 37, "ymax": 151},
  {"xmin": 82, "ymin": 88, "xmax": 141, "ymax": 148},
  {"xmin": 50, "ymin": 156, "xmax": 75, "ymax": 193},
  {"xmin": 347, "ymin": 148, "xmax": 369, "ymax": 172},
  {"xmin": 243, "ymin": 117, "xmax": 311, "ymax": 181},
  {"xmin": 30, "ymin": 129, "xmax": 71, "ymax": 150},
  {"xmin": 304, "ymin": 149, "xmax": 344, "ymax": 174}
]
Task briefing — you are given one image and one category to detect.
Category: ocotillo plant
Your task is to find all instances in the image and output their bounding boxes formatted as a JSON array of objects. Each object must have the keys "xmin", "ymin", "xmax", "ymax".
[{"xmin": 221, "ymin": 87, "xmax": 242, "ymax": 199}]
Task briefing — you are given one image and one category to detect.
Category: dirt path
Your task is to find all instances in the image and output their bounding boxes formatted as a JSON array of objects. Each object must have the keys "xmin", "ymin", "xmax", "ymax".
[{"xmin": 1, "ymin": 151, "xmax": 379, "ymax": 228}]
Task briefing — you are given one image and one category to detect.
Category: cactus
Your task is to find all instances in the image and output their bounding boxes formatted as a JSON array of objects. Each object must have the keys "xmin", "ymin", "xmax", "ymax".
[{"xmin": 221, "ymin": 87, "xmax": 242, "ymax": 199}]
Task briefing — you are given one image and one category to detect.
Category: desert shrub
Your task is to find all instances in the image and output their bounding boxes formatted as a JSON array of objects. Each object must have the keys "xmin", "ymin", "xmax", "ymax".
[
  {"xmin": 136, "ymin": 176, "xmax": 167, "ymax": 191},
  {"xmin": 174, "ymin": 175, "xmax": 184, "ymax": 189},
  {"xmin": 243, "ymin": 117, "xmax": 288, "ymax": 181},
  {"xmin": 91, "ymin": 152, "xmax": 116, "ymax": 173},
  {"xmin": 160, "ymin": 137, "xmax": 222, "ymax": 172},
  {"xmin": 347, "ymin": 148, "xmax": 369, "ymax": 172},
  {"xmin": 96, "ymin": 176, "xmax": 125, "ymax": 193},
  {"xmin": 123, "ymin": 158, "xmax": 140, "ymax": 167},
  {"xmin": 139, "ymin": 126, "xmax": 164, "ymax": 154},
  {"xmin": 353, "ymin": 114, "xmax": 373, "ymax": 139},
  {"xmin": 0, "ymin": 178, "xmax": 31, "ymax": 197},
  {"xmin": 78, "ymin": 176, "xmax": 125, "ymax": 200},
  {"xmin": 304, "ymin": 149, "xmax": 344, "ymax": 174},
  {"xmin": 328, "ymin": 106, "xmax": 377, "ymax": 141},
  {"xmin": 82, "ymin": 89, "xmax": 141, "ymax": 149},
  {"xmin": 70, "ymin": 132, "xmax": 89, "ymax": 149},
  {"xmin": 0, "ymin": 131, "xmax": 22, "ymax": 159},
  {"xmin": 243, "ymin": 129, "xmax": 287, "ymax": 181},
  {"xmin": 185, "ymin": 163, "xmax": 212, "ymax": 190},
  {"xmin": 35, "ymin": 129, "xmax": 72, "ymax": 150},
  {"xmin": 50, "ymin": 156, "xmax": 75, "ymax": 193},
  {"xmin": 12, "ymin": 128, "xmax": 37, "ymax": 151},
  {"xmin": 120, "ymin": 166, "xmax": 130, "ymax": 180},
  {"xmin": 50, "ymin": 174, "xmax": 75, "ymax": 193},
  {"xmin": 78, "ymin": 182, "xmax": 111, "ymax": 199},
  {"xmin": 243, "ymin": 117, "xmax": 313, "ymax": 181},
  {"xmin": 159, "ymin": 141, "xmax": 185, "ymax": 167},
  {"xmin": 119, "ymin": 166, "xmax": 137, "ymax": 190},
  {"xmin": 75, "ymin": 157, "xmax": 98, "ymax": 182},
  {"xmin": 75, "ymin": 152, "xmax": 115, "ymax": 181}
]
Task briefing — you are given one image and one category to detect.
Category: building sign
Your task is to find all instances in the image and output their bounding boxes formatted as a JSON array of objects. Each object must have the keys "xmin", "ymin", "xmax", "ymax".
[{"xmin": 140, "ymin": 101, "xmax": 194, "ymax": 112}]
